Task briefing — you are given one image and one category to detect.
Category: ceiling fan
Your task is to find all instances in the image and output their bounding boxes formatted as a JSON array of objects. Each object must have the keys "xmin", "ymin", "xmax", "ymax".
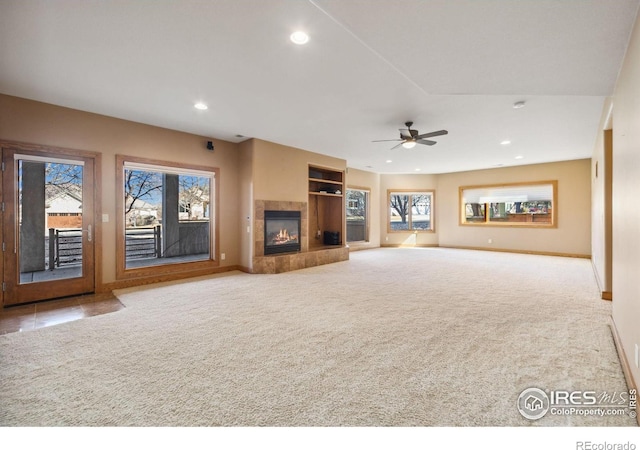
[{"xmin": 373, "ymin": 121, "xmax": 448, "ymax": 149}]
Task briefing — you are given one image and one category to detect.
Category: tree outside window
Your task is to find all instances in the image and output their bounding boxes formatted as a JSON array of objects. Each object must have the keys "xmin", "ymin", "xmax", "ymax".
[
  {"xmin": 118, "ymin": 157, "xmax": 217, "ymax": 274},
  {"xmin": 388, "ymin": 190, "xmax": 434, "ymax": 232}
]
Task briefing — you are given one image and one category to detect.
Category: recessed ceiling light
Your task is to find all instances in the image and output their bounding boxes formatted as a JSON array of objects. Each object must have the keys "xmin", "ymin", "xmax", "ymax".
[
  {"xmin": 515, "ymin": 155, "xmax": 524, "ymax": 160},
  {"xmin": 365, "ymin": 165, "xmax": 373, "ymax": 169},
  {"xmin": 495, "ymin": 163, "xmax": 504, "ymax": 167},
  {"xmin": 194, "ymin": 102, "xmax": 208, "ymax": 110},
  {"xmin": 386, "ymin": 160, "xmax": 393, "ymax": 163},
  {"xmin": 513, "ymin": 101, "xmax": 526, "ymax": 109},
  {"xmin": 415, "ymin": 168, "xmax": 421, "ymax": 172},
  {"xmin": 290, "ymin": 31, "xmax": 309, "ymax": 45},
  {"xmin": 501, "ymin": 140, "xmax": 511, "ymax": 145},
  {"xmin": 235, "ymin": 134, "xmax": 245, "ymax": 138}
]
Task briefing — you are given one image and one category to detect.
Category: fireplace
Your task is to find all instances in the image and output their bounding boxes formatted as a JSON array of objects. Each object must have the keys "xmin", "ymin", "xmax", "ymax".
[{"xmin": 264, "ymin": 210, "xmax": 301, "ymax": 255}]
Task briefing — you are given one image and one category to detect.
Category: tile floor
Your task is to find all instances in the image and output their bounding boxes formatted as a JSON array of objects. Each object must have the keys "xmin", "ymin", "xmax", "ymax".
[{"xmin": 0, "ymin": 292, "xmax": 124, "ymax": 335}]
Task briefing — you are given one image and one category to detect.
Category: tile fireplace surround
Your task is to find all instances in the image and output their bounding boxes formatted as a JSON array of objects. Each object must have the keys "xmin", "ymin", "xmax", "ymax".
[{"xmin": 253, "ymin": 200, "xmax": 348, "ymax": 274}]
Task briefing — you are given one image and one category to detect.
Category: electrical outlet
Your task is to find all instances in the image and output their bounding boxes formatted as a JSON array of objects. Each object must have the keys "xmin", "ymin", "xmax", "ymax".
[
  {"xmin": 221, "ymin": 253, "xmax": 226, "ymax": 261},
  {"xmin": 317, "ymin": 230, "xmax": 321, "ymax": 237},
  {"xmin": 385, "ymin": 236, "xmax": 388, "ymax": 241},
  {"xmin": 488, "ymin": 238, "xmax": 493, "ymax": 244},
  {"xmin": 635, "ymin": 344, "xmax": 639, "ymax": 368}
]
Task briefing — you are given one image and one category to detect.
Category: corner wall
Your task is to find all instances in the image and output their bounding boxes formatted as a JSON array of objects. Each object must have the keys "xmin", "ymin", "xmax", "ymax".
[
  {"xmin": 591, "ymin": 100, "xmax": 614, "ymax": 296},
  {"xmin": 243, "ymin": 138, "xmax": 347, "ymax": 265},
  {"xmin": 238, "ymin": 139, "xmax": 255, "ymax": 271},
  {"xmin": 611, "ymin": 6, "xmax": 640, "ymax": 393},
  {"xmin": 251, "ymin": 138, "xmax": 346, "ymax": 203}
]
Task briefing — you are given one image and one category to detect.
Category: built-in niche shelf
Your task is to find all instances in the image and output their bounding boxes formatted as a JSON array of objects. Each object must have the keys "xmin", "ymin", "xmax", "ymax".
[
  {"xmin": 309, "ymin": 189, "xmax": 343, "ymax": 198},
  {"xmin": 308, "ymin": 167, "xmax": 344, "ymax": 197},
  {"xmin": 308, "ymin": 165, "xmax": 345, "ymax": 249}
]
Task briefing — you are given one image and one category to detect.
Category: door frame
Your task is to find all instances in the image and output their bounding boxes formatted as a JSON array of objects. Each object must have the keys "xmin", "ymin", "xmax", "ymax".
[{"xmin": 1, "ymin": 141, "xmax": 102, "ymax": 306}]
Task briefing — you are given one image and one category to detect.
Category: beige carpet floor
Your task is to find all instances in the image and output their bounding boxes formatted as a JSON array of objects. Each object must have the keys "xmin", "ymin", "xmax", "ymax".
[{"xmin": 0, "ymin": 248, "xmax": 635, "ymax": 426}]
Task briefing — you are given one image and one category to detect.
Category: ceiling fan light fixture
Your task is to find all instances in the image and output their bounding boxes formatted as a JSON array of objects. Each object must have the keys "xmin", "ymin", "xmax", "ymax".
[
  {"xmin": 402, "ymin": 140, "xmax": 417, "ymax": 149},
  {"xmin": 290, "ymin": 31, "xmax": 309, "ymax": 45}
]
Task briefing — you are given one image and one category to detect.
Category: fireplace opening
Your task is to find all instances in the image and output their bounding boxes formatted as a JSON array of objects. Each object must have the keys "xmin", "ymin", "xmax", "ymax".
[{"xmin": 264, "ymin": 210, "xmax": 301, "ymax": 255}]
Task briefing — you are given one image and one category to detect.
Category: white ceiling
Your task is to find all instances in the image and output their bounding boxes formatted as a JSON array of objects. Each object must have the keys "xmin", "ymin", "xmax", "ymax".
[{"xmin": 1, "ymin": 0, "xmax": 638, "ymax": 174}]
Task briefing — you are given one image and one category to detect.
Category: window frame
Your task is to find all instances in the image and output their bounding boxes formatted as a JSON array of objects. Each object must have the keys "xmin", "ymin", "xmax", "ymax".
[
  {"xmin": 387, "ymin": 189, "xmax": 435, "ymax": 233},
  {"xmin": 346, "ymin": 186, "xmax": 370, "ymax": 243},
  {"xmin": 115, "ymin": 154, "xmax": 220, "ymax": 280},
  {"xmin": 459, "ymin": 180, "xmax": 557, "ymax": 228}
]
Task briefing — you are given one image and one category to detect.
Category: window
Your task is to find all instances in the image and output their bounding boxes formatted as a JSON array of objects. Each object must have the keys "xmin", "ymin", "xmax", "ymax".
[
  {"xmin": 460, "ymin": 181, "xmax": 557, "ymax": 227},
  {"xmin": 388, "ymin": 190, "xmax": 434, "ymax": 232},
  {"xmin": 346, "ymin": 188, "xmax": 369, "ymax": 242},
  {"xmin": 116, "ymin": 155, "xmax": 219, "ymax": 279}
]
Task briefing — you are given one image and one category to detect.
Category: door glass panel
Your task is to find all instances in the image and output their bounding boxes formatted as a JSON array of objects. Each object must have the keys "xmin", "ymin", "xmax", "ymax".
[{"xmin": 19, "ymin": 159, "xmax": 84, "ymax": 284}]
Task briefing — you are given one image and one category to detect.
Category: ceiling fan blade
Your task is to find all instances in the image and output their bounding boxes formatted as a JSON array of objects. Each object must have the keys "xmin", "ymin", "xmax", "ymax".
[
  {"xmin": 399, "ymin": 129, "xmax": 412, "ymax": 139},
  {"xmin": 372, "ymin": 139, "xmax": 403, "ymax": 142},
  {"xmin": 417, "ymin": 139, "xmax": 437, "ymax": 146},
  {"xmin": 415, "ymin": 130, "xmax": 448, "ymax": 140},
  {"xmin": 389, "ymin": 142, "xmax": 405, "ymax": 150}
]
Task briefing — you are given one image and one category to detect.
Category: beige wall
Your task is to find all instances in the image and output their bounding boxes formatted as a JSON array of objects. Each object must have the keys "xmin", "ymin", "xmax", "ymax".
[
  {"xmin": 611, "ymin": 8, "xmax": 640, "ymax": 390},
  {"xmin": 591, "ymin": 100, "xmax": 614, "ymax": 295},
  {"xmin": 251, "ymin": 138, "xmax": 346, "ymax": 203},
  {"xmin": 0, "ymin": 98, "xmax": 348, "ymax": 282},
  {"xmin": 437, "ymin": 159, "xmax": 592, "ymax": 256},
  {"xmin": 243, "ymin": 138, "xmax": 346, "ymax": 269},
  {"xmin": 0, "ymin": 94, "xmax": 241, "ymax": 286},
  {"xmin": 380, "ymin": 173, "xmax": 439, "ymax": 247},
  {"xmin": 377, "ymin": 162, "xmax": 591, "ymax": 254},
  {"xmin": 238, "ymin": 139, "xmax": 255, "ymax": 270}
]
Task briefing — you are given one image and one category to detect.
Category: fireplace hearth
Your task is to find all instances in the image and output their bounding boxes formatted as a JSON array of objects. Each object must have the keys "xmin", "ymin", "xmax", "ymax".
[{"xmin": 264, "ymin": 210, "xmax": 301, "ymax": 255}]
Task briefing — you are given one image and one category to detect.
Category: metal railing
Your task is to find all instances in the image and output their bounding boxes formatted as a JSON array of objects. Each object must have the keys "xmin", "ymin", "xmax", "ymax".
[
  {"xmin": 125, "ymin": 225, "xmax": 162, "ymax": 260},
  {"xmin": 47, "ymin": 225, "xmax": 163, "ymax": 269},
  {"xmin": 48, "ymin": 228, "xmax": 82, "ymax": 269}
]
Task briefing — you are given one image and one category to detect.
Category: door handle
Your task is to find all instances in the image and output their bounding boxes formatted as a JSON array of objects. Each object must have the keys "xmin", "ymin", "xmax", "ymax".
[{"xmin": 83, "ymin": 224, "xmax": 92, "ymax": 242}]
